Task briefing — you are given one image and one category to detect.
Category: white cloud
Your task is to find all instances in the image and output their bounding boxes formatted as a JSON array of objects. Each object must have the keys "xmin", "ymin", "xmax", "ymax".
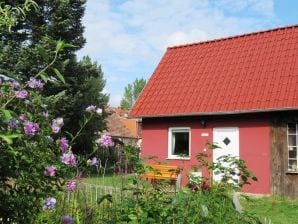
[
  {"xmin": 78, "ymin": 0, "xmax": 278, "ymax": 106},
  {"xmin": 166, "ymin": 29, "xmax": 208, "ymax": 47},
  {"xmin": 109, "ymin": 94, "xmax": 122, "ymax": 107}
]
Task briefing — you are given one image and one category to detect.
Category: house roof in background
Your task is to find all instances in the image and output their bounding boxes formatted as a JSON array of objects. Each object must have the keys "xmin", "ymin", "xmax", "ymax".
[
  {"xmin": 130, "ymin": 25, "xmax": 298, "ymax": 118},
  {"xmin": 102, "ymin": 108, "xmax": 140, "ymax": 138}
]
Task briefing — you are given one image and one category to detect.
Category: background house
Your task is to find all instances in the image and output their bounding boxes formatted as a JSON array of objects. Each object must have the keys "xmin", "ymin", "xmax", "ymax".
[
  {"xmin": 102, "ymin": 107, "xmax": 141, "ymax": 146},
  {"xmin": 130, "ymin": 25, "xmax": 298, "ymax": 198}
]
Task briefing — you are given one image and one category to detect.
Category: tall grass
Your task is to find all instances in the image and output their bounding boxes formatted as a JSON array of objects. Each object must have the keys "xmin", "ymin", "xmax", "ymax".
[{"xmin": 242, "ymin": 195, "xmax": 298, "ymax": 224}]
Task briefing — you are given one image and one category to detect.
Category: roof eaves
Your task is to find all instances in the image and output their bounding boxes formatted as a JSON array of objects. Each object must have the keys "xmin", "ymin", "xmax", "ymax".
[{"xmin": 129, "ymin": 107, "xmax": 298, "ymax": 118}]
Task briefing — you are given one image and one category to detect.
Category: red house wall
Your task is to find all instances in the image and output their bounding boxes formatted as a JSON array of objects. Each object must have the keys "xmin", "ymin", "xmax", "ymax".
[{"xmin": 141, "ymin": 115, "xmax": 271, "ymax": 194}]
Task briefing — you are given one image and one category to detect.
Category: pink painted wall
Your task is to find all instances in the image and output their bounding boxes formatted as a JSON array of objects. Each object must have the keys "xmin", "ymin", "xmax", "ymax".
[{"xmin": 141, "ymin": 115, "xmax": 271, "ymax": 194}]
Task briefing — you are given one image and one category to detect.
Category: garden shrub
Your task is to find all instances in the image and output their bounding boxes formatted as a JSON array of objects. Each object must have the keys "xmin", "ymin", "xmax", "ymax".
[{"xmin": 0, "ymin": 43, "xmax": 82, "ymax": 222}]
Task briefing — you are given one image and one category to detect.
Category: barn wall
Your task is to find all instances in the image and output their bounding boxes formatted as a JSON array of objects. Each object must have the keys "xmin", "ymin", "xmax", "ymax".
[
  {"xmin": 141, "ymin": 114, "xmax": 271, "ymax": 194},
  {"xmin": 270, "ymin": 113, "xmax": 298, "ymax": 199}
]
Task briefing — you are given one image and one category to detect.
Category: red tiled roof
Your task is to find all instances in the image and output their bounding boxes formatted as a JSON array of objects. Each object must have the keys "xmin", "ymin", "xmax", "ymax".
[{"xmin": 130, "ymin": 25, "xmax": 298, "ymax": 118}]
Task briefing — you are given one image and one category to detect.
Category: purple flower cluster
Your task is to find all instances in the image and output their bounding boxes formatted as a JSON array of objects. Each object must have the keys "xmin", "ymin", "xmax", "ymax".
[
  {"xmin": 44, "ymin": 166, "xmax": 57, "ymax": 177},
  {"xmin": 85, "ymin": 105, "xmax": 102, "ymax": 115},
  {"xmin": 95, "ymin": 135, "xmax": 114, "ymax": 148},
  {"xmin": 61, "ymin": 215, "xmax": 74, "ymax": 224},
  {"xmin": 51, "ymin": 117, "xmax": 64, "ymax": 133},
  {"xmin": 23, "ymin": 121, "xmax": 39, "ymax": 136},
  {"xmin": 10, "ymin": 80, "xmax": 20, "ymax": 90},
  {"xmin": 16, "ymin": 90, "xmax": 28, "ymax": 99},
  {"xmin": 91, "ymin": 157, "xmax": 98, "ymax": 166},
  {"xmin": 27, "ymin": 78, "xmax": 44, "ymax": 90},
  {"xmin": 59, "ymin": 137, "xmax": 69, "ymax": 152},
  {"xmin": 43, "ymin": 197, "xmax": 56, "ymax": 210},
  {"xmin": 61, "ymin": 153, "xmax": 77, "ymax": 167},
  {"xmin": 8, "ymin": 118, "xmax": 19, "ymax": 130},
  {"xmin": 85, "ymin": 105, "xmax": 96, "ymax": 112},
  {"xmin": 66, "ymin": 180, "xmax": 76, "ymax": 192}
]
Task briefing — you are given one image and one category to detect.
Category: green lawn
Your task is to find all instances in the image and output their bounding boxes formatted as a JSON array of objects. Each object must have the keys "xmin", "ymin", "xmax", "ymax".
[
  {"xmin": 82, "ymin": 174, "xmax": 132, "ymax": 187},
  {"xmin": 242, "ymin": 195, "xmax": 298, "ymax": 224}
]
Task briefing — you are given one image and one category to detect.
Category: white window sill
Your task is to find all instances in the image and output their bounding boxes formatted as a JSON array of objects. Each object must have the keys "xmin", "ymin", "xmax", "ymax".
[{"xmin": 167, "ymin": 157, "xmax": 190, "ymax": 160}]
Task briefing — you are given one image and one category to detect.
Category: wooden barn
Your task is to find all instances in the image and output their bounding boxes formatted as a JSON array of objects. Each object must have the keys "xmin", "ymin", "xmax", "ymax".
[{"xmin": 129, "ymin": 25, "xmax": 298, "ymax": 198}]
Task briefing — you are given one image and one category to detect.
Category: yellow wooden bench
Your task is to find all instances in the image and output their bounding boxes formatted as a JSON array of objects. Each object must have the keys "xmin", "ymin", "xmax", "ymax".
[{"xmin": 143, "ymin": 164, "xmax": 181, "ymax": 191}]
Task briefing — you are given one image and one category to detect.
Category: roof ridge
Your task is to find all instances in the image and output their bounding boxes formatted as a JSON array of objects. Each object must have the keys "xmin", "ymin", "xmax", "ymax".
[{"xmin": 168, "ymin": 24, "xmax": 298, "ymax": 50}]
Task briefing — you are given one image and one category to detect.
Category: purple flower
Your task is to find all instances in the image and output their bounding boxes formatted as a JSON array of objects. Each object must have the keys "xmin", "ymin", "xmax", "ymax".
[
  {"xmin": 27, "ymin": 78, "xmax": 44, "ymax": 90},
  {"xmin": 59, "ymin": 137, "xmax": 69, "ymax": 152},
  {"xmin": 91, "ymin": 157, "xmax": 98, "ymax": 166},
  {"xmin": 44, "ymin": 166, "xmax": 57, "ymax": 177},
  {"xmin": 61, "ymin": 153, "xmax": 77, "ymax": 167},
  {"xmin": 76, "ymin": 172, "xmax": 83, "ymax": 180},
  {"xmin": 51, "ymin": 125, "xmax": 61, "ymax": 133},
  {"xmin": 66, "ymin": 180, "xmax": 76, "ymax": 192},
  {"xmin": 10, "ymin": 80, "xmax": 20, "ymax": 90},
  {"xmin": 95, "ymin": 135, "xmax": 114, "ymax": 148},
  {"xmin": 23, "ymin": 121, "xmax": 39, "ymax": 136},
  {"xmin": 51, "ymin": 117, "xmax": 64, "ymax": 133},
  {"xmin": 19, "ymin": 114, "xmax": 28, "ymax": 121},
  {"xmin": 16, "ymin": 90, "xmax": 28, "ymax": 99},
  {"xmin": 86, "ymin": 105, "xmax": 97, "ymax": 112},
  {"xmin": 61, "ymin": 215, "xmax": 74, "ymax": 224},
  {"xmin": 8, "ymin": 118, "xmax": 19, "ymax": 130},
  {"xmin": 43, "ymin": 197, "xmax": 56, "ymax": 210}
]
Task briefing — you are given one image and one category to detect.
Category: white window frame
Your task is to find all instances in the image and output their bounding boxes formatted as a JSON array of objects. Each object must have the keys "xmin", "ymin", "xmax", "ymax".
[
  {"xmin": 287, "ymin": 123, "xmax": 298, "ymax": 172},
  {"xmin": 168, "ymin": 127, "xmax": 191, "ymax": 160}
]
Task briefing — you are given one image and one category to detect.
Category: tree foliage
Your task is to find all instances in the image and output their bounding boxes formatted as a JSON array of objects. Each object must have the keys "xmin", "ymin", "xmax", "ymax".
[
  {"xmin": 0, "ymin": 0, "xmax": 108, "ymax": 154},
  {"xmin": 120, "ymin": 78, "xmax": 146, "ymax": 110}
]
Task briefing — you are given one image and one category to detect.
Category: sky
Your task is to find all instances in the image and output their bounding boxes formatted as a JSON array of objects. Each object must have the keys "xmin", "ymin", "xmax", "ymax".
[{"xmin": 77, "ymin": 0, "xmax": 298, "ymax": 107}]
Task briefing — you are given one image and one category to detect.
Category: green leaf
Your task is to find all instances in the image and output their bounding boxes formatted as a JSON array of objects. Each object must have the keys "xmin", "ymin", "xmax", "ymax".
[
  {"xmin": 63, "ymin": 59, "xmax": 70, "ymax": 67},
  {"xmin": 1, "ymin": 109, "xmax": 12, "ymax": 122},
  {"xmin": 37, "ymin": 46, "xmax": 49, "ymax": 62},
  {"xmin": 128, "ymin": 214, "xmax": 138, "ymax": 221},
  {"xmin": 65, "ymin": 131, "xmax": 74, "ymax": 139},
  {"xmin": 0, "ymin": 133, "xmax": 22, "ymax": 145},
  {"xmin": 39, "ymin": 72, "xmax": 48, "ymax": 83},
  {"xmin": 55, "ymin": 40, "xmax": 65, "ymax": 53},
  {"xmin": 63, "ymin": 43, "xmax": 76, "ymax": 49},
  {"xmin": 53, "ymin": 68, "xmax": 65, "ymax": 84}
]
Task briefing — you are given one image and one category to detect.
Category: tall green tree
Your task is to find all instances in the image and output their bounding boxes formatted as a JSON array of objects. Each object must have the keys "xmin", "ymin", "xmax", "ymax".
[
  {"xmin": 0, "ymin": 0, "xmax": 108, "ymax": 153},
  {"xmin": 45, "ymin": 56, "xmax": 108, "ymax": 154},
  {"xmin": 120, "ymin": 78, "xmax": 146, "ymax": 110}
]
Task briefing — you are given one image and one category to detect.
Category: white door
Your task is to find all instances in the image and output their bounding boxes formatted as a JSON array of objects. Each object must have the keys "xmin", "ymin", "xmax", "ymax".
[{"xmin": 213, "ymin": 127, "xmax": 239, "ymax": 182}]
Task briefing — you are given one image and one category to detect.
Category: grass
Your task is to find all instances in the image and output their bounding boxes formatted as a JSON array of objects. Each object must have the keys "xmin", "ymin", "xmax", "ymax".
[
  {"xmin": 82, "ymin": 174, "xmax": 132, "ymax": 187},
  {"xmin": 242, "ymin": 195, "xmax": 298, "ymax": 224}
]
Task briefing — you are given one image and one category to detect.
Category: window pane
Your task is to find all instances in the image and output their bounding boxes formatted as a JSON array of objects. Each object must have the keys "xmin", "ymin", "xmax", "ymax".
[
  {"xmin": 289, "ymin": 147, "xmax": 297, "ymax": 159},
  {"xmin": 288, "ymin": 135, "xmax": 297, "ymax": 146},
  {"xmin": 288, "ymin": 160, "xmax": 297, "ymax": 171},
  {"xmin": 172, "ymin": 132, "xmax": 189, "ymax": 156},
  {"xmin": 288, "ymin": 124, "xmax": 297, "ymax": 134}
]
